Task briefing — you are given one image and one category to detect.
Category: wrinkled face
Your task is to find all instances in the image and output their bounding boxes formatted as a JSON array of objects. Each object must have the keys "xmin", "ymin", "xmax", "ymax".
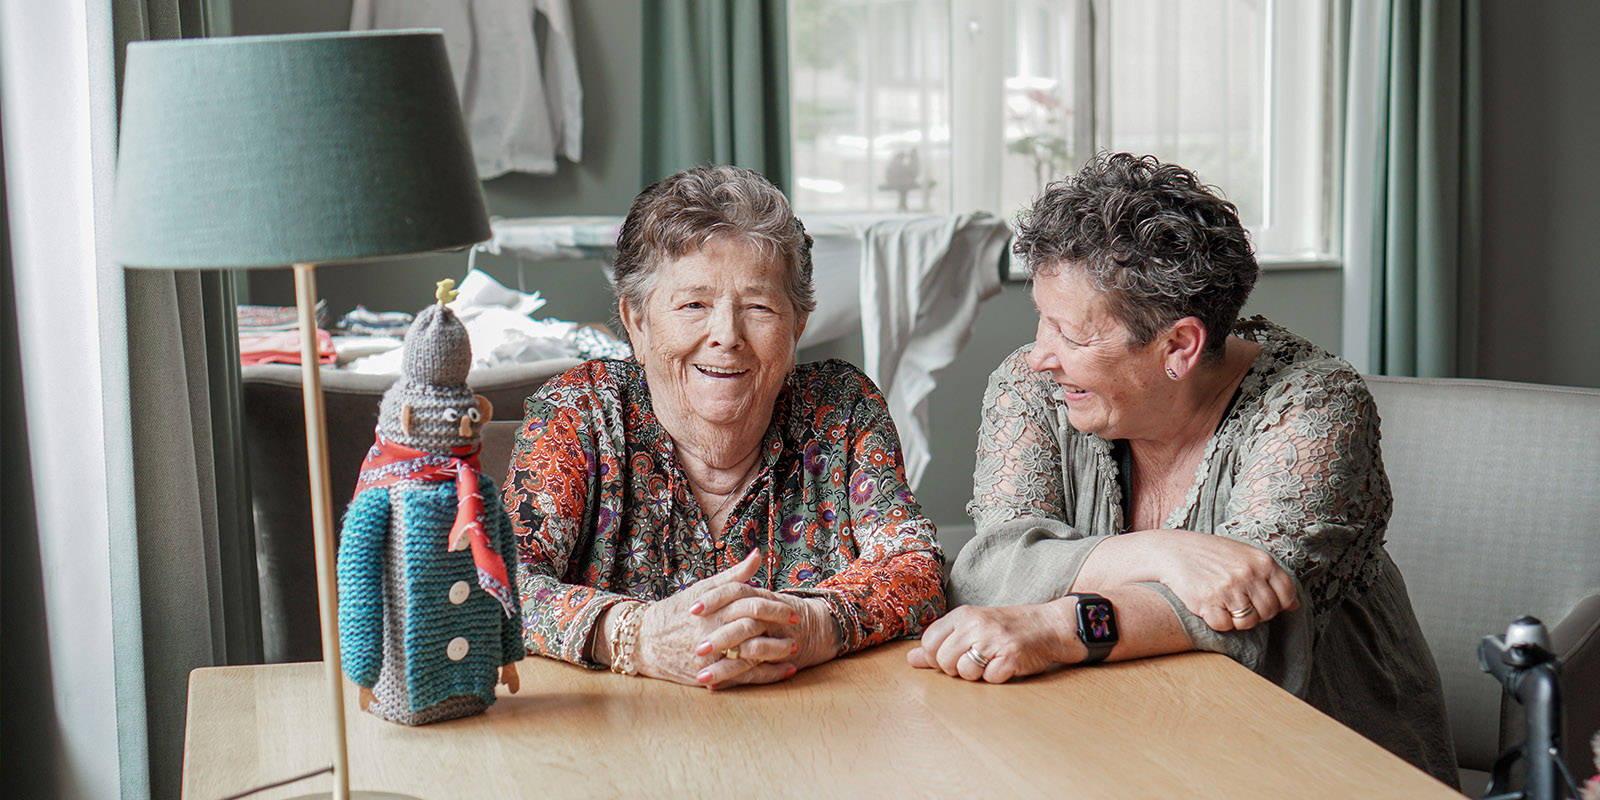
[
  {"xmin": 1025, "ymin": 267, "xmax": 1165, "ymax": 440},
  {"xmin": 621, "ymin": 237, "xmax": 807, "ymax": 442}
]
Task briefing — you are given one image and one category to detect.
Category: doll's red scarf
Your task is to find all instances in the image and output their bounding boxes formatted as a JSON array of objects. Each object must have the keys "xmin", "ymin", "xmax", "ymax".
[{"xmin": 354, "ymin": 436, "xmax": 516, "ymax": 618}]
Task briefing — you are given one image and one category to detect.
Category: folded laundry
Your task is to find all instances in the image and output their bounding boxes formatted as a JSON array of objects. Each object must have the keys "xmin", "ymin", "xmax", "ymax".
[
  {"xmin": 240, "ymin": 328, "xmax": 337, "ymax": 366},
  {"xmin": 337, "ymin": 305, "xmax": 414, "ymax": 338},
  {"xmin": 238, "ymin": 300, "xmax": 328, "ymax": 332}
]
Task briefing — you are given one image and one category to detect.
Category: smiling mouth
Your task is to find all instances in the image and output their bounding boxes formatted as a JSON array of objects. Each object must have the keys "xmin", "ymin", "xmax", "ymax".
[
  {"xmin": 696, "ymin": 365, "xmax": 748, "ymax": 378},
  {"xmin": 1059, "ymin": 382, "xmax": 1087, "ymax": 394}
]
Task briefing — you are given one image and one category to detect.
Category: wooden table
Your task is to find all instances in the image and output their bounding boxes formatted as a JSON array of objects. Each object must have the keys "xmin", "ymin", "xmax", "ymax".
[{"xmin": 183, "ymin": 641, "xmax": 1460, "ymax": 799}]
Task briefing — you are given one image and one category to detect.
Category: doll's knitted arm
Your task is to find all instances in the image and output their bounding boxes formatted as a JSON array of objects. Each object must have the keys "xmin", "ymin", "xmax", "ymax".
[{"xmin": 337, "ymin": 486, "xmax": 391, "ymax": 688}]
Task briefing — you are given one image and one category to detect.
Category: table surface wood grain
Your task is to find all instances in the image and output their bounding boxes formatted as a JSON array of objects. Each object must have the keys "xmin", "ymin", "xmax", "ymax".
[{"xmin": 183, "ymin": 641, "xmax": 1460, "ymax": 799}]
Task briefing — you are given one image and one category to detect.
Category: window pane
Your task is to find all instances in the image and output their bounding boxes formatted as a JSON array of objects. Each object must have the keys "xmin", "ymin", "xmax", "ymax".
[
  {"xmin": 790, "ymin": 0, "xmax": 951, "ymax": 214},
  {"xmin": 1104, "ymin": 0, "xmax": 1269, "ymax": 227},
  {"xmin": 1000, "ymin": 0, "xmax": 1081, "ymax": 219}
]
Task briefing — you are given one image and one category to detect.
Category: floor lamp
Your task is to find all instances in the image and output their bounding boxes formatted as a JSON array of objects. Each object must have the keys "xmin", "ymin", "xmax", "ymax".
[{"xmin": 112, "ymin": 31, "xmax": 490, "ymax": 800}]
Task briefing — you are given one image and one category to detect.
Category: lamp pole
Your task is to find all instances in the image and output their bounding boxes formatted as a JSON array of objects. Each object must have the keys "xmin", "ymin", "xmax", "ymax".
[{"xmin": 294, "ymin": 261, "xmax": 351, "ymax": 800}]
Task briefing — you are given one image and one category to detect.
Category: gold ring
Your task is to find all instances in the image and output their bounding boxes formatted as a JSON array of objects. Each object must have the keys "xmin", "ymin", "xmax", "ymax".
[
  {"xmin": 1229, "ymin": 604, "xmax": 1255, "ymax": 619},
  {"xmin": 963, "ymin": 646, "xmax": 993, "ymax": 668},
  {"xmin": 722, "ymin": 646, "xmax": 740, "ymax": 660}
]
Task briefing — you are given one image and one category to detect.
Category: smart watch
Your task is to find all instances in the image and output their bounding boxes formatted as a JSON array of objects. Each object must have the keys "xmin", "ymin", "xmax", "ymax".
[{"xmin": 1072, "ymin": 592, "xmax": 1119, "ymax": 665}]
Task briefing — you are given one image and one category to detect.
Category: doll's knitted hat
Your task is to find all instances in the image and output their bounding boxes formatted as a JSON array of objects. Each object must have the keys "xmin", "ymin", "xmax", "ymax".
[{"xmin": 376, "ymin": 283, "xmax": 478, "ymax": 453}]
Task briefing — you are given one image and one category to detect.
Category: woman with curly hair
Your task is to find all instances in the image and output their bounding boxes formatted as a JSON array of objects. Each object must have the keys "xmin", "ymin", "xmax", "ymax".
[{"xmin": 911, "ymin": 153, "xmax": 1457, "ymax": 786}]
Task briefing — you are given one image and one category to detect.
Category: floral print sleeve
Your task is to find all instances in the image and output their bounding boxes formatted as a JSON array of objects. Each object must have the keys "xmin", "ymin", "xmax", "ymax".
[
  {"xmin": 502, "ymin": 369, "xmax": 633, "ymax": 666},
  {"xmin": 503, "ymin": 359, "xmax": 945, "ymax": 667},
  {"xmin": 778, "ymin": 368, "xmax": 946, "ymax": 653}
]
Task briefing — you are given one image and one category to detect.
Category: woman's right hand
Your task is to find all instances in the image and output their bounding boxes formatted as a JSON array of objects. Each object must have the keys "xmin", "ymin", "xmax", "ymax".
[
  {"xmin": 628, "ymin": 550, "xmax": 803, "ymax": 688},
  {"xmin": 1150, "ymin": 529, "xmax": 1299, "ymax": 631},
  {"xmin": 1086, "ymin": 529, "xmax": 1299, "ymax": 632}
]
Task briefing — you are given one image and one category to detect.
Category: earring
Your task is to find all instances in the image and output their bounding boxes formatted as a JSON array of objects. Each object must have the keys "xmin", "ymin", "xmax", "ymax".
[{"xmin": 1166, "ymin": 367, "xmax": 1179, "ymax": 380}]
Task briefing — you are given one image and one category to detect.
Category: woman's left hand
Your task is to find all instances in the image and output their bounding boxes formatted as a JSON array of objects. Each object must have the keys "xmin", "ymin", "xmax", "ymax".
[
  {"xmin": 907, "ymin": 601, "xmax": 1077, "ymax": 683},
  {"xmin": 690, "ymin": 585, "xmax": 841, "ymax": 690}
]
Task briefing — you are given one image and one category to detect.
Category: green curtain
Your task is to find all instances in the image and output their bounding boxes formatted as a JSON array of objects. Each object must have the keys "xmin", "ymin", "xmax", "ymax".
[
  {"xmin": 114, "ymin": 1, "xmax": 257, "ymax": 797},
  {"xmin": 1342, "ymin": 0, "xmax": 1481, "ymax": 377},
  {"xmin": 642, "ymin": 0, "xmax": 793, "ymax": 191}
]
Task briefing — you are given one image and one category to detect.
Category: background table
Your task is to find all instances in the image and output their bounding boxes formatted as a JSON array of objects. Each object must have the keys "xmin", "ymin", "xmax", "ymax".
[{"xmin": 183, "ymin": 641, "xmax": 1460, "ymax": 798}]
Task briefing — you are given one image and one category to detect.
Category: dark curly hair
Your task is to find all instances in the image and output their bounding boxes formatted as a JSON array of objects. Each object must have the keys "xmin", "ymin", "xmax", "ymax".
[
  {"xmin": 1012, "ymin": 152, "xmax": 1258, "ymax": 361},
  {"xmin": 611, "ymin": 165, "xmax": 815, "ymax": 341}
]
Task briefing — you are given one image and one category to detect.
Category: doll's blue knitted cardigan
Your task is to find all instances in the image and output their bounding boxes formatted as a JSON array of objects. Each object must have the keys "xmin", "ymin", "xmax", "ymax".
[{"xmin": 337, "ymin": 477, "xmax": 523, "ymax": 711}]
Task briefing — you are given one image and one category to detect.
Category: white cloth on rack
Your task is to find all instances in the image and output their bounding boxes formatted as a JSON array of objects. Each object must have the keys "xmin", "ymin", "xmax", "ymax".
[
  {"xmin": 857, "ymin": 213, "xmax": 1011, "ymax": 490},
  {"xmin": 351, "ymin": 0, "xmax": 583, "ymax": 178}
]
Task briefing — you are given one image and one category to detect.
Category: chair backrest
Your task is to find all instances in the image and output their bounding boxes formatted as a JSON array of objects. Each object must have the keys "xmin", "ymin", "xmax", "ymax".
[
  {"xmin": 1367, "ymin": 375, "xmax": 1600, "ymax": 780},
  {"xmin": 481, "ymin": 420, "xmax": 524, "ymax": 482}
]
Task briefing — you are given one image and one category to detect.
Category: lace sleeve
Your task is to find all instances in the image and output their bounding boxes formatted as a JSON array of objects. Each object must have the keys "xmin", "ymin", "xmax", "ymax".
[
  {"xmin": 967, "ymin": 347, "xmax": 1068, "ymax": 529},
  {"xmin": 502, "ymin": 382, "xmax": 633, "ymax": 667},
  {"xmin": 950, "ymin": 349, "xmax": 1108, "ymax": 608},
  {"xmin": 1217, "ymin": 366, "xmax": 1391, "ymax": 632}
]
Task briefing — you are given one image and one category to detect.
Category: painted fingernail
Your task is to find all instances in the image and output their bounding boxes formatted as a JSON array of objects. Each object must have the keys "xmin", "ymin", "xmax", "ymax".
[
  {"xmin": 689, "ymin": 601, "xmax": 705, "ymax": 615},
  {"xmin": 790, "ymin": 642, "xmax": 799, "ymax": 654},
  {"xmin": 789, "ymin": 612, "xmax": 800, "ymax": 625},
  {"xmin": 785, "ymin": 665, "xmax": 797, "ymax": 678},
  {"xmin": 696, "ymin": 641, "xmax": 712, "ymax": 656},
  {"xmin": 696, "ymin": 668, "xmax": 713, "ymax": 683}
]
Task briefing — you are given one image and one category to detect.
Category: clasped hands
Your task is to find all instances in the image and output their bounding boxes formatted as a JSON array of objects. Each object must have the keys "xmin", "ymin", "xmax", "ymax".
[{"xmin": 622, "ymin": 550, "xmax": 840, "ymax": 690}]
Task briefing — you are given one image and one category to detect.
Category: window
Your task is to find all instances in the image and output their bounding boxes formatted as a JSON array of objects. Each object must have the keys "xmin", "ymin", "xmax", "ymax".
[{"xmin": 788, "ymin": 0, "xmax": 1335, "ymax": 262}]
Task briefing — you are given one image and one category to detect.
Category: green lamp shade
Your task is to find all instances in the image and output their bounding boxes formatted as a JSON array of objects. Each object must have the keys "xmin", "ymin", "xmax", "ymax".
[{"xmin": 113, "ymin": 30, "xmax": 490, "ymax": 269}]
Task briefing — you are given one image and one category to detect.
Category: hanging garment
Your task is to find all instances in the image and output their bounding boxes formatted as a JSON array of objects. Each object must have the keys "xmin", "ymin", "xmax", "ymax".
[
  {"xmin": 858, "ymin": 213, "xmax": 1011, "ymax": 489},
  {"xmin": 351, "ymin": 0, "xmax": 583, "ymax": 178}
]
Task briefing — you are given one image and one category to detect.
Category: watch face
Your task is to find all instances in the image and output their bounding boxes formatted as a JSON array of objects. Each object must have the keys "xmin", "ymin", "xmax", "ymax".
[{"xmin": 1078, "ymin": 598, "xmax": 1119, "ymax": 645}]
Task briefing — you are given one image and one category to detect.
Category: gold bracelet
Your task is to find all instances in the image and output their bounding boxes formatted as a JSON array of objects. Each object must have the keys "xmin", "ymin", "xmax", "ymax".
[{"xmin": 608, "ymin": 601, "xmax": 645, "ymax": 676}]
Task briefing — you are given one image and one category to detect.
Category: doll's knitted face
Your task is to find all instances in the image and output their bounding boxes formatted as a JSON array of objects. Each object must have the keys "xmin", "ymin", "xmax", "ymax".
[{"xmin": 377, "ymin": 386, "xmax": 491, "ymax": 453}]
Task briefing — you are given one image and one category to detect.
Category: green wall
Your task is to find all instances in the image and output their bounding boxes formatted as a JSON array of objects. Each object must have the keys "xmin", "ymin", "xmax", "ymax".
[{"xmin": 1476, "ymin": 2, "xmax": 1600, "ymax": 389}]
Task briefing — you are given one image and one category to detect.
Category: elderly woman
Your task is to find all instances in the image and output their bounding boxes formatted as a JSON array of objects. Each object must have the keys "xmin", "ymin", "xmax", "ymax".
[
  {"xmin": 910, "ymin": 153, "xmax": 1457, "ymax": 785},
  {"xmin": 504, "ymin": 165, "xmax": 945, "ymax": 689}
]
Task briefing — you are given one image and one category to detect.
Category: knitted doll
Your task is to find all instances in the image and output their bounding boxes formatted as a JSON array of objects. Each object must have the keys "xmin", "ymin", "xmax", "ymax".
[{"xmin": 337, "ymin": 279, "xmax": 523, "ymax": 726}]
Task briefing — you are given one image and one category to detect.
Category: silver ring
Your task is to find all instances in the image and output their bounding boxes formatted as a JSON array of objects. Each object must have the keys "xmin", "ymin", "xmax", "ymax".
[
  {"xmin": 963, "ymin": 646, "xmax": 992, "ymax": 668},
  {"xmin": 1229, "ymin": 604, "xmax": 1255, "ymax": 619}
]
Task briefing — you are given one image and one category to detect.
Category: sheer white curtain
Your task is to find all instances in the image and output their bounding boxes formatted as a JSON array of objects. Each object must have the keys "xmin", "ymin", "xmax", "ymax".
[
  {"xmin": 1, "ymin": 1, "xmax": 248, "ymax": 797},
  {"xmin": 1, "ymin": 2, "xmax": 134, "ymax": 796}
]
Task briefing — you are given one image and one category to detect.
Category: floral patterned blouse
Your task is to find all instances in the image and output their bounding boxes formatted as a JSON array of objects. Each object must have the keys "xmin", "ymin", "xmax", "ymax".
[{"xmin": 502, "ymin": 358, "xmax": 946, "ymax": 667}]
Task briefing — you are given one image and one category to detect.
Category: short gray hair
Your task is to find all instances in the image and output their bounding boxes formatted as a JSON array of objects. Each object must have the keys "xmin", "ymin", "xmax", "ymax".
[
  {"xmin": 612, "ymin": 165, "xmax": 815, "ymax": 340},
  {"xmin": 1012, "ymin": 153, "xmax": 1258, "ymax": 361}
]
